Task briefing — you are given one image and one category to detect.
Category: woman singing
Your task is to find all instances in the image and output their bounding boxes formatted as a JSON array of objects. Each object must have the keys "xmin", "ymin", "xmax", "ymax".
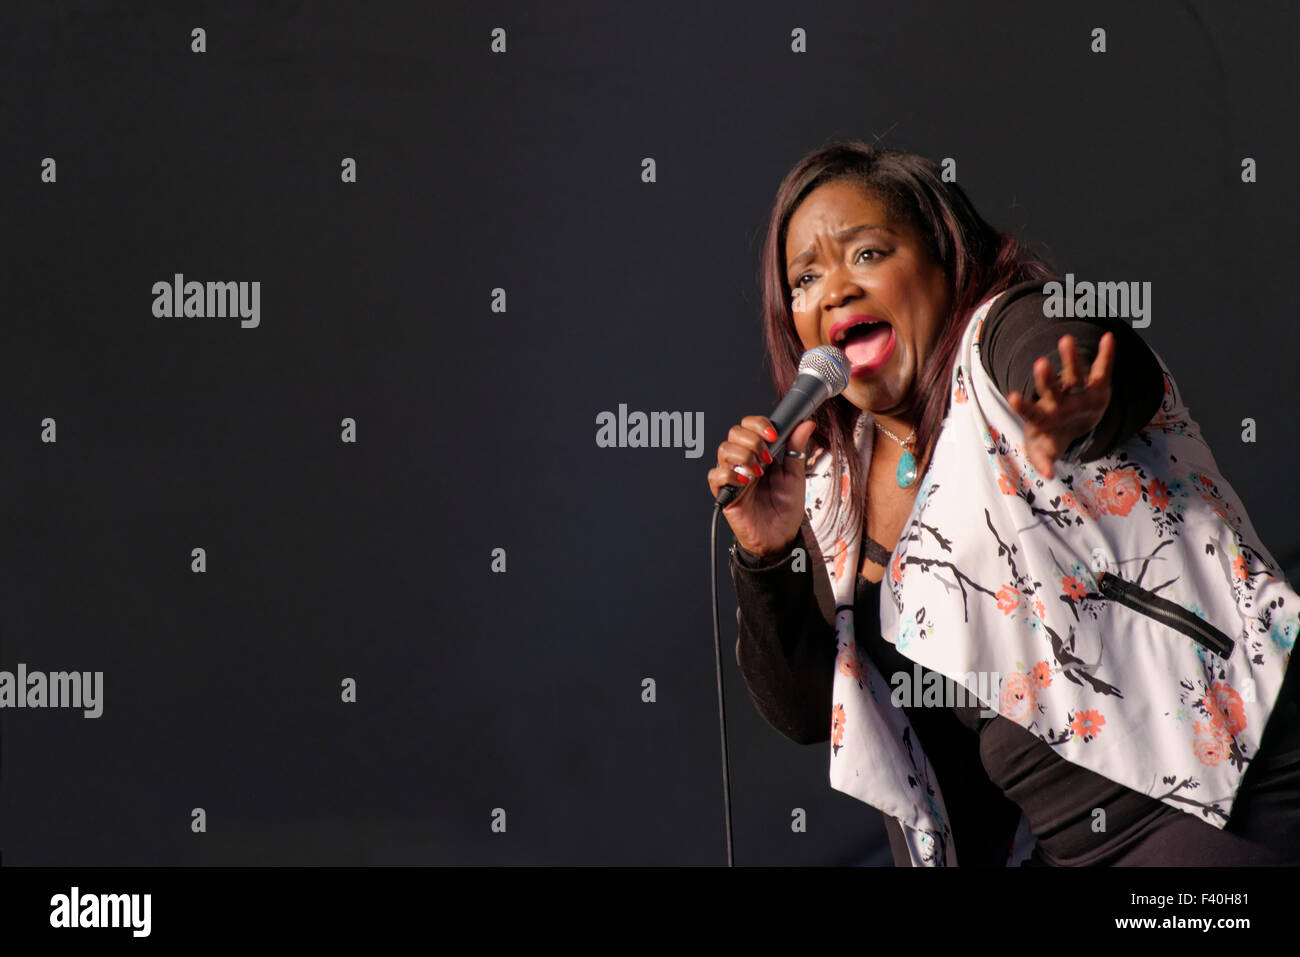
[{"xmin": 705, "ymin": 141, "xmax": 1300, "ymax": 866}]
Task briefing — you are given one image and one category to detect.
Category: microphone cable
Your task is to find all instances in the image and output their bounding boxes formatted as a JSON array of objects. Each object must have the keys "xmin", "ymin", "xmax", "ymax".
[
  {"xmin": 705, "ymin": 344, "xmax": 849, "ymax": 867},
  {"xmin": 709, "ymin": 500, "xmax": 736, "ymax": 867}
]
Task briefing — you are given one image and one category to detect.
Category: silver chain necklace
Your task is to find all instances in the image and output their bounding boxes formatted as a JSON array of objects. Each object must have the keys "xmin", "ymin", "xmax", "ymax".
[{"xmin": 873, "ymin": 420, "xmax": 915, "ymax": 449}]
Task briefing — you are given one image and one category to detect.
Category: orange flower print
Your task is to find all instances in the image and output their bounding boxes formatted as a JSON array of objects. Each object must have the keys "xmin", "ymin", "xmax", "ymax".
[
  {"xmin": 1094, "ymin": 485, "xmax": 1117, "ymax": 514},
  {"xmin": 1000, "ymin": 672, "xmax": 1036, "ymax": 722},
  {"xmin": 837, "ymin": 644, "xmax": 867, "ymax": 681},
  {"xmin": 1192, "ymin": 720, "xmax": 1230, "ymax": 767},
  {"xmin": 996, "ymin": 454, "xmax": 1022, "ymax": 495},
  {"xmin": 989, "ymin": 426, "xmax": 1000, "ymax": 442},
  {"xmin": 1034, "ymin": 599, "xmax": 1047, "ymax": 620},
  {"xmin": 1203, "ymin": 681, "xmax": 1246, "ymax": 737},
  {"xmin": 1232, "ymin": 554, "xmax": 1247, "ymax": 581},
  {"xmin": 840, "ymin": 472, "xmax": 851, "ymax": 505},
  {"xmin": 1146, "ymin": 477, "xmax": 1169, "ymax": 511},
  {"xmin": 831, "ymin": 704, "xmax": 846, "ymax": 749},
  {"xmin": 1031, "ymin": 660, "xmax": 1052, "ymax": 688},
  {"xmin": 1060, "ymin": 491, "xmax": 1078, "ymax": 512},
  {"xmin": 890, "ymin": 550, "xmax": 905, "ymax": 585},
  {"xmin": 832, "ymin": 537, "xmax": 848, "ymax": 581},
  {"xmin": 1098, "ymin": 468, "xmax": 1141, "ymax": 517},
  {"xmin": 1074, "ymin": 480, "xmax": 1104, "ymax": 519},
  {"xmin": 1062, "ymin": 576, "xmax": 1087, "ymax": 601},
  {"xmin": 996, "ymin": 585, "xmax": 1020, "ymax": 615},
  {"xmin": 954, "ymin": 377, "xmax": 968, "ymax": 404},
  {"xmin": 1070, "ymin": 709, "xmax": 1106, "ymax": 741}
]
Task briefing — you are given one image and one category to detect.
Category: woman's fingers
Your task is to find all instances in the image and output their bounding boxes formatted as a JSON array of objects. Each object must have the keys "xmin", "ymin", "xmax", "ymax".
[
  {"xmin": 1032, "ymin": 444, "xmax": 1057, "ymax": 479},
  {"xmin": 1008, "ymin": 390, "xmax": 1044, "ymax": 426},
  {"xmin": 1005, "ymin": 334, "xmax": 1118, "ymax": 479},
  {"xmin": 1086, "ymin": 331, "xmax": 1116, "ymax": 388},
  {"xmin": 1027, "ymin": 333, "xmax": 1117, "ymax": 413},
  {"xmin": 726, "ymin": 423, "xmax": 773, "ymax": 469},
  {"xmin": 1032, "ymin": 356, "xmax": 1060, "ymax": 408},
  {"xmin": 1056, "ymin": 335, "xmax": 1084, "ymax": 391},
  {"xmin": 720, "ymin": 440, "xmax": 765, "ymax": 479}
]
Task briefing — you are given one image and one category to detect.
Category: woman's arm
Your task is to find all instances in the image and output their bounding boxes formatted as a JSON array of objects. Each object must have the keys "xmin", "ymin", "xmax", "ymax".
[
  {"xmin": 731, "ymin": 530, "xmax": 1027, "ymax": 864},
  {"xmin": 729, "ymin": 527, "xmax": 838, "ymax": 745},
  {"xmin": 979, "ymin": 278, "xmax": 1165, "ymax": 460}
]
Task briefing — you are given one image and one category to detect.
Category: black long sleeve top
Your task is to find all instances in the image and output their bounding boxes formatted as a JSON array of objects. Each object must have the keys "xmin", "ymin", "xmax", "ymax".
[{"xmin": 730, "ymin": 280, "xmax": 1300, "ymax": 866}]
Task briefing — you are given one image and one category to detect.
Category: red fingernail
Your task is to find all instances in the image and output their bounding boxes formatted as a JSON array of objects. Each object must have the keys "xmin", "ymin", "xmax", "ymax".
[
  {"xmin": 764, "ymin": 427, "xmax": 777, "ymax": 441},
  {"xmin": 736, "ymin": 474, "xmax": 751, "ymax": 485},
  {"xmin": 760, "ymin": 449, "xmax": 773, "ymax": 465}
]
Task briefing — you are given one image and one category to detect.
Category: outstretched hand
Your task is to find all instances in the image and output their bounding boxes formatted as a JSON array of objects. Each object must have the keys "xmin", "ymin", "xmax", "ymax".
[{"xmin": 1006, "ymin": 332, "xmax": 1115, "ymax": 479}]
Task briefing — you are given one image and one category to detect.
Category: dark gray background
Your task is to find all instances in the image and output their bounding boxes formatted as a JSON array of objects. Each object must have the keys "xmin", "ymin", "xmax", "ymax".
[{"xmin": 2, "ymin": 0, "xmax": 1296, "ymax": 865}]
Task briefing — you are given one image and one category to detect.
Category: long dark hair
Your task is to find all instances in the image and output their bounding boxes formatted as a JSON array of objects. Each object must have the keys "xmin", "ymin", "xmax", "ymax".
[{"xmin": 757, "ymin": 140, "xmax": 1058, "ymax": 537}]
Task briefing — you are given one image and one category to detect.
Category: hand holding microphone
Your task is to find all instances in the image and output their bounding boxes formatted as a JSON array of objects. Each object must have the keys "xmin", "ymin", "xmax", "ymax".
[{"xmin": 706, "ymin": 346, "xmax": 849, "ymax": 557}]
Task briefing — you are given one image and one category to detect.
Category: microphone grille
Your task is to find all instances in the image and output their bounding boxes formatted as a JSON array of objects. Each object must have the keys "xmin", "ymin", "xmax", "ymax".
[{"xmin": 798, "ymin": 345, "xmax": 850, "ymax": 395}]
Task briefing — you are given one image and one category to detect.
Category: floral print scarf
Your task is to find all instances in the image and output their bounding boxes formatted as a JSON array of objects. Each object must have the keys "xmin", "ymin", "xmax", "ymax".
[{"xmin": 801, "ymin": 287, "xmax": 1297, "ymax": 866}]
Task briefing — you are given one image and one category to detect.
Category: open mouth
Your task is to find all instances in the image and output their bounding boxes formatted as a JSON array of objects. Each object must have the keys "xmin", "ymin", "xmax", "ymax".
[
  {"xmin": 831, "ymin": 317, "xmax": 889, "ymax": 347},
  {"xmin": 831, "ymin": 318, "xmax": 895, "ymax": 375}
]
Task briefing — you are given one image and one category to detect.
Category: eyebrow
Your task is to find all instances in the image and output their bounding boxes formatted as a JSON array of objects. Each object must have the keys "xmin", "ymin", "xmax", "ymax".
[{"xmin": 787, "ymin": 224, "xmax": 896, "ymax": 275}]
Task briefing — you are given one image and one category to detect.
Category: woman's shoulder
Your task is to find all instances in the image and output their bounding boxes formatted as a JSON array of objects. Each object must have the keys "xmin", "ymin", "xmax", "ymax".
[{"xmin": 979, "ymin": 278, "xmax": 1054, "ymax": 341}]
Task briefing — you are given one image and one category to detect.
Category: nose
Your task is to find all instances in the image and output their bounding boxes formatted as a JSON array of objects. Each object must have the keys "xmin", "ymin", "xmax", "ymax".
[{"xmin": 820, "ymin": 268, "xmax": 864, "ymax": 310}]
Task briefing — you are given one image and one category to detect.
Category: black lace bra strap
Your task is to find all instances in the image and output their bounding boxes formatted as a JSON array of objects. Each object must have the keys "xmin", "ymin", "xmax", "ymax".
[{"xmin": 860, "ymin": 534, "xmax": 893, "ymax": 568}]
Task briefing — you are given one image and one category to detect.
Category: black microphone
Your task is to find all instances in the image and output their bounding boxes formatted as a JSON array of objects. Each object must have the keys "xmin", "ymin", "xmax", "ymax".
[{"xmin": 714, "ymin": 345, "xmax": 850, "ymax": 508}]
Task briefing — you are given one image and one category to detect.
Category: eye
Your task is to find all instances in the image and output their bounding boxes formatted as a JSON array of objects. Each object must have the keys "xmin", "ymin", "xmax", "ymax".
[{"xmin": 790, "ymin": 248, "xmax": 885, "ymax": 290}]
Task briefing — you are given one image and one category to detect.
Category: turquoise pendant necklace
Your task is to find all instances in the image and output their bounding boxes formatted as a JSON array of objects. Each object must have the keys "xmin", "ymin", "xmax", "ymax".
[{"xmin": 874, "ymin": 420, "xmax": 918, "ymax": 488}]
